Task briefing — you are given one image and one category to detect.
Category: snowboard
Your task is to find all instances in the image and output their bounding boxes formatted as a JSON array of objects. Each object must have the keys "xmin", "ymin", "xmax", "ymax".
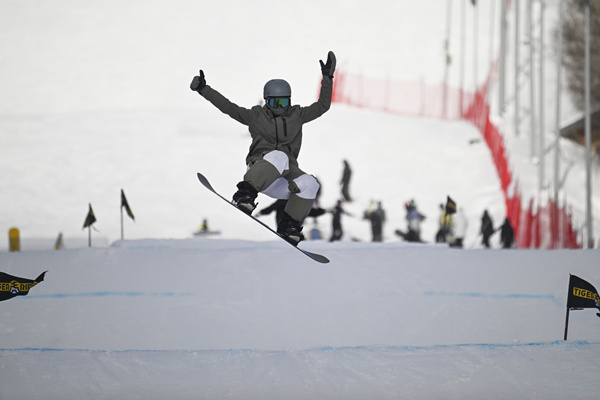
[
  {"xmin": 197, "ymin": 172, "xmax": 330, "ymax": 264},
  {"xmin": 193, "ymin": 230, "xmax": 221, "ymax": 237}
]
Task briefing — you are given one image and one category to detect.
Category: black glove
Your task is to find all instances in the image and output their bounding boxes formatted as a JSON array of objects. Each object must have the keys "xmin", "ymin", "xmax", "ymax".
[
  {"xmin": 319, "ymin": 51, "xmax": 336, "ymax": 78},
  {"xmin": 190, "ymin": 70, "xmax": 206, "ymax": 93}
]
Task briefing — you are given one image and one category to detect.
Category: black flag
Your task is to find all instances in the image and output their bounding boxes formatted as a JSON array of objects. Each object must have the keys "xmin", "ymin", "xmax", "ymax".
[
  {"xmin": 54, "ymin": 232, "xmax": 64, "ymax": 250},
  {"xmin": 0, "ymin": 271, "xmax": 47, "ymax": 302},
  {"xmin": 83, "ymin": 203, "xmax": 96, "ymax": 229},
  {"xmin": 121, "ymin": 189, "xmax": 135, "ymax": 221},
  {"xmin": 567, "ymin": 274, "xmax": 600, "ymax": 311},
  {"xmin": 445, "ymin": 196, "xmax": 457, "ymax": 215}
]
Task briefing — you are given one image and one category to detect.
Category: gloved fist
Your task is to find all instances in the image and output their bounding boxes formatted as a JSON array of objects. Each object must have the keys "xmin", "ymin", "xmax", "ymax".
[
  {"xmin": 190, "ymin": 70, "xmax": 206, "ymax": 93},
  {"xmin": 319, "ymin": 51, "xmax": 336, "ymax": 78}
]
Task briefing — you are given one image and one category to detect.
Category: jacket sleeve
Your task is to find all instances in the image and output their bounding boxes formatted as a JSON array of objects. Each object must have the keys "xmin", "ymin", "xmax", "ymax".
[
  {"xmin": 299, "ymin": 76, "xmax": 333, "ymax": 123},
  {"xmin": 200, "ymin": 85, "xmax": 255, "ymax": 126}
]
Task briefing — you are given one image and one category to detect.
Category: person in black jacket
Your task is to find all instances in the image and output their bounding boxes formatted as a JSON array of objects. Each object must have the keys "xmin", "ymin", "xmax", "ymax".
[
  {"xmin": 259, "ymin": 199, "xmax": 325, "ymax": 231},
  {"xmin": 364, "ymin": 201, "xmax": 386, "ymax": 242},
  {"xmin": 499, "ymin": 217, "xmax": 515, "ymax": 249},
  {"xmin": 480, "ymin": 210, "xmax": 495, "ymax": 248},
  {"xmin": 340, "ymin": 160, "xmax": 352, "ymax": 202},
  {"xmin": 329, "ymin": 200, "xmax": 350, "ymax": 242}
]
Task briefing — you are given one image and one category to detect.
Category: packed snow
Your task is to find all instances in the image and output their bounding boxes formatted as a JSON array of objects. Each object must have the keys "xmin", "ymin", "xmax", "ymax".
[
  {"xmin": 2, "ymin": 240, "xmax": 600, "ymax": 399},
  {"xmin": 1, "ymin": 0, "xmax": 599, "ymax": 399}
]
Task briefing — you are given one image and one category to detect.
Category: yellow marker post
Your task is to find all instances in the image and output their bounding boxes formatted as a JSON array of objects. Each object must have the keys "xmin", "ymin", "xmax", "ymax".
[{"xmin": 8, "ymin": 227, "xmax": 20, "ymax": 252}]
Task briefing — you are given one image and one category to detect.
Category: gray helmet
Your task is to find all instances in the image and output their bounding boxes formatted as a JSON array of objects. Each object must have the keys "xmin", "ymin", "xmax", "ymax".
[{"xmin": 263, "ymin": 79, "xmax": 291, "ymax": 99}]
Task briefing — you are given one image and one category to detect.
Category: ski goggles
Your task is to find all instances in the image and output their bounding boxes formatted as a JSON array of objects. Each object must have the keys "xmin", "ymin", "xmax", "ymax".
[{"xmin": 267, "ymin": 97, "xmax": 290, "ymax": 108}]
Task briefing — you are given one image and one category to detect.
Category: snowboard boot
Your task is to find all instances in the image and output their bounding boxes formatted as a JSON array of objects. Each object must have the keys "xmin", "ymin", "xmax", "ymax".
[
  {"xmin": 277, "ymin": 212, "xmax": 304, "ymax": 246},
  {"xmin": 232, "ymin": 181, "xmax": 258, "ymax": 215}
]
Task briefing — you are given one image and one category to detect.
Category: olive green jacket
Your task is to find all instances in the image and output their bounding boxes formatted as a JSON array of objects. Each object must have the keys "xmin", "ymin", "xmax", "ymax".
[{"xmin": 200, "ymin": 76, "xmax": 333, "ymax": 166}]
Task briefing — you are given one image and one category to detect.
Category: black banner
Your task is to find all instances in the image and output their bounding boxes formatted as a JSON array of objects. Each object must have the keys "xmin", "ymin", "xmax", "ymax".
[
  {"xmin": 445, "ymin": 195, "xmax": 456, "ymax": 215},
  {"xmin": 567, "ymin": 274, "xmax": 600, "ymax": 310},
  {"xmin": 0, "ymin": 271, "xmax": 47, "ymax": 302}
]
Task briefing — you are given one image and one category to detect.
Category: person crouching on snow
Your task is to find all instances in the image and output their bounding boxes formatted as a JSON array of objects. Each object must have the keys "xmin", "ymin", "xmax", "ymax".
[{"xmin": 190, "ymin": 51, "xmax": 336, "ymax": 245}]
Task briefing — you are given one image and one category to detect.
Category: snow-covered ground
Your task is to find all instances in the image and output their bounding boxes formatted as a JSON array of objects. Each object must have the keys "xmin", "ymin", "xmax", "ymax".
[
  {"xmin": 1, "ymin": 1, "xmax": 599, "ymax": 398},
  {"xmin": 2, "ymin": 240, "xmax": 600, "ymax": 399}
]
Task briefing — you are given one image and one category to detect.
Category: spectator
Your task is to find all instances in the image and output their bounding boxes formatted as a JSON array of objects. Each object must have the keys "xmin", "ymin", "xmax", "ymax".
[
  {"xmin": 450, "ymin": 207, "xmax": 468, "ymax": 248},
  {"xmin": 480, "ymin": 210, "xmax": 495, "ymax": 248},
  {"xmin": 364, "ymin": 201, "xmax": 386, "ymax": 242},
  {"xmin": 259, "ymin": 199, "xmax": 325, "ymax": 231},
  {"xmin": 499, "ymin": 217, "xmax": 515, "ymax": 249},
  {"xmin": 329, "ymin": 200, "xmax": 350, "ymax": 242},
  {"xmin": 340, "ymin": 160, "xmax": 353, "ymax": 202},
  {"xmin": 396, "ymin": 200, "xmax": 426, "ymax": 242}
]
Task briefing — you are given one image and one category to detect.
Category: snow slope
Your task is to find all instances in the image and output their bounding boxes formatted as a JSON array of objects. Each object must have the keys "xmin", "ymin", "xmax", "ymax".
[
  {"xmin": 0, "ymin": 105, "xmax": 507, "ymax": 248},
  {"xmin": 1, "ymin": 0, "xmax": 597, "ymax": 247},
  {"xmin": 0, "ymin": 0, "xmax": 510, "ymax": 247}
]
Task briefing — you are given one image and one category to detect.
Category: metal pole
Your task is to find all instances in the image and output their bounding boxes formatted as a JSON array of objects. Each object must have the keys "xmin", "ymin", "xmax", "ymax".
[
  {"xmin": 528, "ymin": 0, "xmax": 537, "ymax": 160},
  {"xmin": 563, "ymin": 307, "xmax": 570, "ymax": 340},
  {"xmin": 583, "ymin": 0, "xmax": 594, "ymax": 248},
  {"xmin": 554, "ymin": 0, "xmax": 564, "ymax": 248},
  {"xmin": 121, "ymin": 207, "xmax": 124, "ymax": 240},
  {"xmin": 460, "ymin": 0, "xmax": 466, "ymax": 116},
  {"xmin": 443, "ymin": 0, "xmax": 452, "ymax": 118},
  {"xmin": 487, "ymin": 0, "xmax": 496, "ymax": 105},
  {"xmin": 499, "ymin": 0, "xmax": 508, "ymax": 114},
  {"xmin": 515, "ymin": 0, "xmax": 520, "ymax": 136},
  {"xmin": 473, "ymin": 0, "xmax": 479, "ymax": 94},
  {"xmin": 539, "ymin": 0, "xmax": 546, "ymax": 191}
]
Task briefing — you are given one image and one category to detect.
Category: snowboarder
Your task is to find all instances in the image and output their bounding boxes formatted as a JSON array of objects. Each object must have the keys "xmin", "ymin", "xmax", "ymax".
[
  {"xmin": 199, "ymin": 219, "xmax": 209, "ymax": 233},
  {"xmin": 329, "ymin": 200, "xmax": 350, "ymax": 242},
  {"xmin": 480, "ymin": 209, "xmax": 495, "ymax": 248},
  {"xmin": 190, "ymin": 51, "xmax": 336, "ymax": 245},
  {"xmin": 435, "ymin": 203, "xmax": 450, "ymax": 242},
  {"xmin": 364, "ymin": 200, "xmax": 386, "ymax": 242},
  {"xmin": 193, "ymin": 218, "xmax": 220, "ymax": 237},
  {"xmin": 499, "ymin": 217, "xmax": 515, "ymax": 249},
  {"xmin": 340, "ymin": 159, "xmax": 352, "ymax": 202},
  {"xmin": 396, "ymin": 200, "xmax": 426, "ymax": 242}
]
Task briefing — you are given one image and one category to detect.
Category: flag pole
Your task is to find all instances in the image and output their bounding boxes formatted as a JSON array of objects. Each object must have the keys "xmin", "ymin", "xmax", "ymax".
[
  {"xmin": 88, "ymin": 226, "xmax": 91, "ymax": 248},
  {"xmin": 121, "ymin": 206, "xmax": 124, "ymax": 240},
  {"xmin": 563, "ymin": 306, "xmax": 570, "ymax": 341},
  {"xmin": 583, "ymin": 0, "xmax": 594, "ymax": 248}
]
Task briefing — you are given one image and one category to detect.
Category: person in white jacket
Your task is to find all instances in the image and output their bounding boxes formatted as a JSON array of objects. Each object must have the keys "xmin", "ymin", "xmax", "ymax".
[{"xmin": 451, "ymin": 207, "xmax": 468, "ymax": 248}]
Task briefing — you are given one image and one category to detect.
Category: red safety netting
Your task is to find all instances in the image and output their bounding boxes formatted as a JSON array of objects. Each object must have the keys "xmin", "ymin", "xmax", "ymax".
[
  {"xmin": 331, "ymin": 70, "xmax": 580, "ymax": 248},
  {"xmin": 333, "ymin": 70, "xmax": 465, "ymax": 120}
]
